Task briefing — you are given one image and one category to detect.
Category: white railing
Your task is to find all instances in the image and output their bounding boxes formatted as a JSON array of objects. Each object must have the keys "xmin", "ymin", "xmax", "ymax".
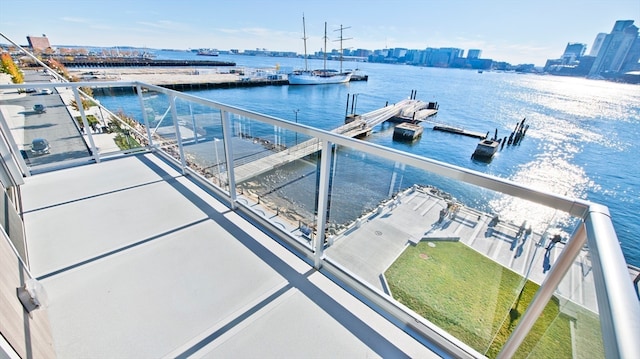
[{"xmin": 1, "ymin": 81, "xmax": 638, "ymax": 358}]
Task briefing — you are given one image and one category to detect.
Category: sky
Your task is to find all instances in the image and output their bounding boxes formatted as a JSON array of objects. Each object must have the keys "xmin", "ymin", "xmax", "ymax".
[{"xmin": 0, "ymin": 0, "xmax": 638, "ymax": 66}]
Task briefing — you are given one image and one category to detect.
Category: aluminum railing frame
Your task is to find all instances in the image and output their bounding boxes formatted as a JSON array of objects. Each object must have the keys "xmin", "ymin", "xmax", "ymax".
[{"xmin": 2, "ymin": 80, "xmax": 638, "ymax": 358}]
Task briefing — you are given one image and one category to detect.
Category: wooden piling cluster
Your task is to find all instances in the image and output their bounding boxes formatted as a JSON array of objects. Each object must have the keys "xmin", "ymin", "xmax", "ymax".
[{"xmin": 505, "ymin": 118, "xmax": 529, "ymax": 146}]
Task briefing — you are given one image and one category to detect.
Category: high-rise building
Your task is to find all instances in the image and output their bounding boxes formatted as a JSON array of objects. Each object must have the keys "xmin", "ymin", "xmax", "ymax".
[
  {"xmin": 467, "ymin": 49, "xmax": 482, "ymax": 59},
  {"xmin": 588, "ymin": 20, "xmax": 640, "ymax": 76},
  {"xmin": 391, "ymin": 48, "xmax": 408, "ymax": 58},
  {"xmin": 427, "ymin": 48, "xmax": 463, "ymax": 67},
  {"xmin": 622, "ymin": 37, "xmax": 640, "ymax": 72},
  {"xmin": 589, "ymin": 33, "xmax": 607, "ymax": 56},
  {"xmin": 561, "ymin": 43, "xmax": 586, "ymax": 64}
]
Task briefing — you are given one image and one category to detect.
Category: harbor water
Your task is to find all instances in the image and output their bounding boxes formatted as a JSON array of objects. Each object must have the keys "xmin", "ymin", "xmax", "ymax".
[{"xmin": 95, "ymin": 51, "xmax": 640, "ymax": 267}]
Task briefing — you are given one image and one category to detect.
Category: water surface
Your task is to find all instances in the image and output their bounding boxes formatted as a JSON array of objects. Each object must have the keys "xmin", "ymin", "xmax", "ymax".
[{"xmin": 97, "ymin": 52, "xmax": 640, "ymax": 266}]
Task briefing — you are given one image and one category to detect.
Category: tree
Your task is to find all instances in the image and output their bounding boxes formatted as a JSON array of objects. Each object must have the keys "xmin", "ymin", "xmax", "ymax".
[
  {"xmin": 0, "ymin": 52, "xmax": 24, "ymax": 84},
  {"xmin": 47, "ymin": 58, "xmax": 70, "ymax": 79}
]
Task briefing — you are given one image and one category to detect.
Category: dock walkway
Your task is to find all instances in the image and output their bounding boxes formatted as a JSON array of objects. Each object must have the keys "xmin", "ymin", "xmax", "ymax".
[
  {"xmin": 433, "ymin": 125, "xmax": 488, "ymax": 139},
  {"xmin": 233, "ymin": 99, "xmax": 437, "ymax": 182},
  {"xmin": 362, "ymin": 99, "xmax": 437, "ymax": 127}
]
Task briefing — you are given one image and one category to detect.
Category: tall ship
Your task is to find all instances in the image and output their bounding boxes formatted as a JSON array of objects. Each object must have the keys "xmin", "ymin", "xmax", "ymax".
[
  {"xmin": 288, "ymin": 16, "xmax": 352, "ymax": 85},
  {"xmin": 288, "ymin": 68, "xmax": 352, "ymax": 85}
]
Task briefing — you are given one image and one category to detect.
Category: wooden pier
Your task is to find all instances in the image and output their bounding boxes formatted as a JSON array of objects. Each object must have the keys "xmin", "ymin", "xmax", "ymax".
[
  {"xmin": 56, "ymin": 58, "xmax": 237, "ymax": 68},
  {"xmin": 343, "ymin": 99, "xmax": 438, "ymax": 137}
]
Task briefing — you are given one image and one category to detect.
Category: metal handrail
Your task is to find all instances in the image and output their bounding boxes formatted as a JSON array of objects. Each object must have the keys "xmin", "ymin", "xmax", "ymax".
[
  {"xmin": 584, "ymin": 205, "xmax": 640, "ymax": 358},
  {"xmin": 0, "ymin": 81, "xmax": 593, "ymax": 217},
  {"xmin": 2, "ymin": 80, "xmax": 638, "ymax": 358}
]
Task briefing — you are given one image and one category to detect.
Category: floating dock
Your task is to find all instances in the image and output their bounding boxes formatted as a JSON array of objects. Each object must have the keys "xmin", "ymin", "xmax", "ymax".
[
  {"xmin": 472, "ymin": 139, "xmax": 500, "ymax": 159},
  {"xmin": 393, "ymin": 123, "xmax": 424, "ymax": 141},
  {"xmin": 350, "ymin": 73, "xmax": 368, "ymax": 81},
  {"xmin": 433, "ymin": 125, "xmax": 487, "ymax": 139},
  {"xmin": 389, "ymin": 101, "xmax": 439, "ymax": 123},
  {"xmin": 234, "ymin": 98, "xmax": 438, "ymax": 182}
]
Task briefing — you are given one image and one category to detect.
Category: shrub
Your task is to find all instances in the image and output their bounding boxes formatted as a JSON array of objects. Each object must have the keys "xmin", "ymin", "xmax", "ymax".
[{"xmin": 0, "ymin": 52, "xmax": 24, "ymax": 83}]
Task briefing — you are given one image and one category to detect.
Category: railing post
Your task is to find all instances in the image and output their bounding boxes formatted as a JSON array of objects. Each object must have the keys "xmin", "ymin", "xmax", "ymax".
[
  {"xmin": 168, "ymin": 95, "xmax": 187, "ymax": 174},
  {"xmin": 72, "ymin": 87, "xmax": 99, "ymax": 163},
  {"xmin": 221, "ymin": 110, "xmax": 237, "ymax": 209},
  {"xmin": 584, "ymin": 204, "xmax": 640, "ymax": 359},
  {"xmin": 313, "ymin": 140, "xmax": 333, "ymax": 269},
  {"xmin": 498, "ymin": 223, "xmax": 587, "ymax": 358},
  {"xmin": 136, "ymin": 84, "xmax": 154, "ymax": 148}
]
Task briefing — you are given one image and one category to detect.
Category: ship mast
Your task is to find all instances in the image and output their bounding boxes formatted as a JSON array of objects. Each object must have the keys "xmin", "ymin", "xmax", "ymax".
[
  {"xmin": 334, "ymin": 24, "xmax": 351, "ymax": 73},
  {"xmin": 302, "ymin": 14, "xmax": 308, "ymax": 71},
  {"xmin": 323, "ymin": 22, "xmax": 328, "ymax": 71}
]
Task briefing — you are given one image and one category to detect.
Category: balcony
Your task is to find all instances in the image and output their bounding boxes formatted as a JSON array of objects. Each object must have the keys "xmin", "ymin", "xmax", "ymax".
[{"xmin": 1, "ymin": 77, "xmax": 638, "ymax": 358}]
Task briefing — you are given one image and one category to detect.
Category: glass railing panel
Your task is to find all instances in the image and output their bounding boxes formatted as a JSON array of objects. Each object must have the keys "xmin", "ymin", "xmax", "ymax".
[
  {"xmin": 509, "ymin": 292, "xmax": 603, "ymax": 359},
  {"xmin": 1, "ymin": 84, "xmax": 93, "ymax": 170},
  {"xmin": 140, "ymin": 89, "xmax": 181, "ymax": 160},
  {"xmin": 172, "ymin": 97, "xmax": 228, "ymax": 190},
  {"xmin": 76, "ymin": 85, "xmax": 146, "ymax": 156},
  {"xmin": 92, "ymin": 85, "xmax": 144, "ymax": 121},
  {"xmin": 321, "ymin": 144, "xmax": 586, "ymax": 357},
  {"xmin": 229, "ymin": 114, "xmax": 318, "ymax": 248}
]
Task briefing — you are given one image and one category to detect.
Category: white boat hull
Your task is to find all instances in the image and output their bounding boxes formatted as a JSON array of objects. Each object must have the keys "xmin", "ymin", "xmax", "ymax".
[{"xmin": 288, "ymin": 71, "xmax": 352, "ymax": 85}]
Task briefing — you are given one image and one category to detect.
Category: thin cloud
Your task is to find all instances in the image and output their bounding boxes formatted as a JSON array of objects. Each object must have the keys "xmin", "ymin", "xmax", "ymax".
[
  {"xmin": 136, "ymin": 20, "xmax": 191, "ymax": 31},
  {"xmin": 61, "ymin": 17, "xmax": 92, "ymax": 24},
  {"xmin": 88, "ymin": 24, "xmax": 115, "ymax": 31},
  {"xmin": 217, "ymin": 27, "xmax": 290, "ymax": 38}
]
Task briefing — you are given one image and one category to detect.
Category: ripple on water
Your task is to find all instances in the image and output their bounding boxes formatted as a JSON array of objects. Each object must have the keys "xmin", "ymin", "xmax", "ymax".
[{"xmin": 489, "ymin": 155, "xmax": 591, "ymax": 234}]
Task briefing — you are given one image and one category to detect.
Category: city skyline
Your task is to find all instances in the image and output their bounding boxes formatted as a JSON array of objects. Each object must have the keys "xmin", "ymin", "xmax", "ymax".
[{"xmin": 0, "ymin": 0, "xmax": 638, "ymax": 66}]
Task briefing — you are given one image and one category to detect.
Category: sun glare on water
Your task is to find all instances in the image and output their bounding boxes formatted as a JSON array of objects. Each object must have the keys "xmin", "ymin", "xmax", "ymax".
[{"xmin": 489, "ymin": 156, "xmax": 590, "ymax": 240}]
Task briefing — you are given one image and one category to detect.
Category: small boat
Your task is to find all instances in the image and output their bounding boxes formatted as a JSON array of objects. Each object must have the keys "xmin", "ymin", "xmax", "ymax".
[
  {"xmin": 347, "ymin": 69, "xmax": 368, "ymax": 81},
  {"xmin": 197, "ymin": 48, "xmax": 219, "ymax": 56},
  {"xmin": 472, "ymin": 139, "xmax": 500, "ymax": 159},
  {"xmin": 288, "ymin": 16, "xmax": 351, "ymax": 85}
]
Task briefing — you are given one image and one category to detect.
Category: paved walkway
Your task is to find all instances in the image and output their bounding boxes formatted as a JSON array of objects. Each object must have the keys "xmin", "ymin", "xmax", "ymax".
[{"xmin": 0, "ymin": 70, "xmax": 122, "ymax": 168}]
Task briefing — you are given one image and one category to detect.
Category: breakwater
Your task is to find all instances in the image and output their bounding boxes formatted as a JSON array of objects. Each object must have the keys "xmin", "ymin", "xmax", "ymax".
[
  {"xmin": 91, "ymin": 78, "xmax": 289, "ymax": 95},
  {"xmin": 161, "ymin": 79, "xmax": 288, "ymax": 90}
]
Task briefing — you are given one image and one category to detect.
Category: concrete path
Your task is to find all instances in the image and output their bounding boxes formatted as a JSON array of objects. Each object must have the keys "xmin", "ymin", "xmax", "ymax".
[{"xmin": 327, "ymin": 186, "xmax": 598, "ymax": 313}]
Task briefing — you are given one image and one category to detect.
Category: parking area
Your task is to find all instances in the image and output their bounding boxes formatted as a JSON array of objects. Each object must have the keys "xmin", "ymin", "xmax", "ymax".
[{"xmin": 0, "ymin": 70, "xmax": 92, "ymax": 168}]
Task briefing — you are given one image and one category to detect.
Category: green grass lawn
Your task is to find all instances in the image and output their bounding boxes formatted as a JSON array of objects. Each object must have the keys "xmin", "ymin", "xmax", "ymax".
[
  {"xmin": 384, "ymin": 241, "xmax": 603, "ymax": 358},
  {"xmin": 75, "ymin": 114, "xmax": 100, "ymax": 127}
]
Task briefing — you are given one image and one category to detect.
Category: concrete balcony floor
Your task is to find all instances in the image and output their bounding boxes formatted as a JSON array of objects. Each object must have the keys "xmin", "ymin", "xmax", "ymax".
[{"xmin": 21, "ymin": 153, "xmax": 441, "ymax": 358}]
